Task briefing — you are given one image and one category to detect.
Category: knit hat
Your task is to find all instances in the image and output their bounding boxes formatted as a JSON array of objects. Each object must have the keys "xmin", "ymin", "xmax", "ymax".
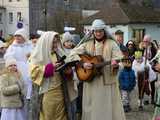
[
  {"xmin": 61, "ymin": 32, "xmax": 73, "ymax": 44},
  {"xmin": 14, "ymin": 28, "xmax": 28, "ymax": 41},
  {"xmin": 72, "ymin": 34, "xmax": 80, "ymax": 45},
  {"xmin": 5, "ymin": 58, "xmax": 17, "ymax": 68},
  {"xmin": 91, "ymin": 19, "xmax": 106, "ymax": 30},
  {"xmin": 134, "ymin": 51, "xmax": 143, "ymax": 59}
]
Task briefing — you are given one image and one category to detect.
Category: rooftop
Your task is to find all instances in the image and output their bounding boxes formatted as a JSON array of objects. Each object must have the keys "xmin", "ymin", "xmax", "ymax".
[{"xmin": 82, "ymin": 3, "xmax": 160, "ymax": 25}]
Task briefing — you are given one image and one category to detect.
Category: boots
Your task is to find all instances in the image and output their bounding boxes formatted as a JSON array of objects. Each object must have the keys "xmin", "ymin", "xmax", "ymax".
[{"xmin": 123, "ymin": 105, "xmax": 131, "ymax": 112}]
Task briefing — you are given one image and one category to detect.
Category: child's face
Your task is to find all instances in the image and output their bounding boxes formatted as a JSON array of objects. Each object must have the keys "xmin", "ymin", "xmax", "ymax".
[
  {"xmin": 115, "ymin": 34, "xmax": 123, "ymax": 44},
  {"xmin": 31, "ymin": 38, "xmax": 38, "ymax": 45},
  {"xmin": 7, "ymin": 64, "xmax": 18, "ymax": 72},
  {"xmin": 63, "ymin": 40, "xmax": 75, "ymax": 49},
  {"xmin": 14, "ymin": 35, "xmax": 25, "ymax": 44},
  {"xmin": 136, "ymin": 58, "xmax": 143, "ymax": 63}
]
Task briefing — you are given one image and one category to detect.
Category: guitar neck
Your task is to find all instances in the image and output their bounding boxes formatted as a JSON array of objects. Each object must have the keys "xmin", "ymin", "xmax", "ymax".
[{"xmin": 94, "ymin": 59, "xmax": 121, "ymax": 68}]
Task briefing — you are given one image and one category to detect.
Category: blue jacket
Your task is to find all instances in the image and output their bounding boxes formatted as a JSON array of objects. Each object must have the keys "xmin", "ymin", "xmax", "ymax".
[{"xmin": 118, "ymin": 68, "xmax": 136, "ymax": 91}]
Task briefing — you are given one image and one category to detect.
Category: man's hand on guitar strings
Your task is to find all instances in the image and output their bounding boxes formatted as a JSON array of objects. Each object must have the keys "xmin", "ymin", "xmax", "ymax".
[
  {"xmin": 83, "ymin": 62, "xmax": 93, "ymax": 69},
  {"xmin": 55, "ymin": 62, "xmax": 63, "ymax": 69}
]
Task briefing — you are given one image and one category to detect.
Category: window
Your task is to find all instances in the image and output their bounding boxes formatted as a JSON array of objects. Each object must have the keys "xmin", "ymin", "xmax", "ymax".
[
  {"xmin": 64, "ymin": 0, "xmax": 69, "ymax": 5},
  {"xmin": 17, "ymin": 12, "xmax": 22, "ymax": 21},
  {"xmin": 9, "ymin": 12, "xmax": 13, "ymax": 23},
  {"xmin": 0, "ymin": 13, "xmax": 2, "ymax": 23},
  {"xmin": 142, "ymin": 0, "xmax": 153, "ymax": 7},
  {"xmin": 133, "ymin": 29, "xmax": 145, "ymax": 45}
]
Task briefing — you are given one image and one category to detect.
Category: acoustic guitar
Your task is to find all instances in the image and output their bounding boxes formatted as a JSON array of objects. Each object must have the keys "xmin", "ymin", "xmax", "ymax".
[
  {"xmin": 76, "ymin": 54, "xmax": 118, "ymax": 82},
  {"xmin": 56, "ymin": 54, "xmax": 120, "ymax": 82}
]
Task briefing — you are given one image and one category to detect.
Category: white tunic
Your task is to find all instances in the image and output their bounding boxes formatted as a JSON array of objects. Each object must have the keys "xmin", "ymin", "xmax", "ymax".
[
  {"xmin": 132, "ymin": 58, "xmax": 157, "ymax": 82},
  {"xmin": 1, "ymin": 108, "xmax": 26, "ymax": 120}
]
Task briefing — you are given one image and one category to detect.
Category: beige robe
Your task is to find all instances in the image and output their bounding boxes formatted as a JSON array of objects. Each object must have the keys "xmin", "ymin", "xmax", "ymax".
[
  {"xmin": 67, "ymin": 39, "xmax": 126, "ymax": 120},
  {"xmin": 30, "ymin": 53, "xmax": 67, "ymax": 120}
]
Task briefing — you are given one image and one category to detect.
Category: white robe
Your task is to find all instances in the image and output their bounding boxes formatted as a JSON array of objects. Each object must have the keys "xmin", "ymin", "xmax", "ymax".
[
  {"xmin": 1, "ymin": 108, "xmax": 26, "ymax": 120},
  {"xmin": 132, "ymin": 58, "xmax": 157, "ymax": 82},
  {"xmin": 67, "ymin": 39, "xmax": 126, "ymax": 120}
]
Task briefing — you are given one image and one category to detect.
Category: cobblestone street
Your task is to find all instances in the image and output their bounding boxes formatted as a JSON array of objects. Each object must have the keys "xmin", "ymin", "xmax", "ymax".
[
  {"xmin": 125, "ymin": 88, "xmax": 154, "ymax": 120},
  {"xmin": 126, "ymin": 105, "xmax": 154, "ymax": 120}
]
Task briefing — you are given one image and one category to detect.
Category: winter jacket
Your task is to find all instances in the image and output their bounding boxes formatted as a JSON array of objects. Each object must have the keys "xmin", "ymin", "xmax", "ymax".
[
  {"xmin": 0, "ymin": 73, "xmax": 26, "ymax": 108},
  {"xmin": 118, "ymin": 68, "xmax": 136, "ymax": 91}
]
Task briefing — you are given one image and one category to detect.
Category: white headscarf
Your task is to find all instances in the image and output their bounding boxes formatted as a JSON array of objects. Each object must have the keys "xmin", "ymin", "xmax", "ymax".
[
  {"xmin": 14, "ymin": 28, "xmax": 29, "ymax": 41},
  {"xmin": 30, "ymin": 31, "xmax": 59, "ymax": 65},
  {"xmin": 77, "ymin": 19, "xmax": 115, "ymax": 46}
]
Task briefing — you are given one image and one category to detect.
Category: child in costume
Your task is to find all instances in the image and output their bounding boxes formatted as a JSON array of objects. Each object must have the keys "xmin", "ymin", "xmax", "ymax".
[
  {"xmin": 0, "ymin": 58, "xmax": 26, "ymax": 120},
  {"xmin": 61, "ymin": 32, "xmax": 79, "ymax": 120},
  {"xmin": 132, "ymin": 51, "xmax": 156, "ymax": 110}
]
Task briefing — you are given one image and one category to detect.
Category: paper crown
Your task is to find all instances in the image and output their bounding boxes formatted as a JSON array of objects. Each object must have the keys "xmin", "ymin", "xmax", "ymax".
[{"xmin": 134, "ymin": 51, "xmax": 143, "ymax": 59}]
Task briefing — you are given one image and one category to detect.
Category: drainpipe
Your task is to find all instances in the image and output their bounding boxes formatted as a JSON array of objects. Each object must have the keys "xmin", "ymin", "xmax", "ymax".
[{"xmin": 44, "ymin": 0, "xmax": 47, "ymax": 31}]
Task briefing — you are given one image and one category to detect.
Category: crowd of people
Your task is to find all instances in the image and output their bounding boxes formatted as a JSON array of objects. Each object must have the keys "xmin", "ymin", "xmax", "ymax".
[{"xmin": 0, "ymin": 19, "xmax": 160, "ymax": 120}]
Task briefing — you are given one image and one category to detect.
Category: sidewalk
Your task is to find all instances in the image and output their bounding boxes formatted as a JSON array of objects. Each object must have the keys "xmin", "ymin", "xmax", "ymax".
[{"xmin": 125, "ymin": 87, "xmax": 154, "ymax": 120}]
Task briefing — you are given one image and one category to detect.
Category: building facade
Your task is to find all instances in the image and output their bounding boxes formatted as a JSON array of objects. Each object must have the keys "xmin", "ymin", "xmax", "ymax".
[
  {"xmin": 0, "ymin": 0, "xmax": 29, "ymax": 38},
  {"xmin": 29, "ymin": 0, "xmax": 82, "ymax": 34},
  {"xmin": 83, "ymin": 3, "xmax": 160, "ymax": 44}
]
